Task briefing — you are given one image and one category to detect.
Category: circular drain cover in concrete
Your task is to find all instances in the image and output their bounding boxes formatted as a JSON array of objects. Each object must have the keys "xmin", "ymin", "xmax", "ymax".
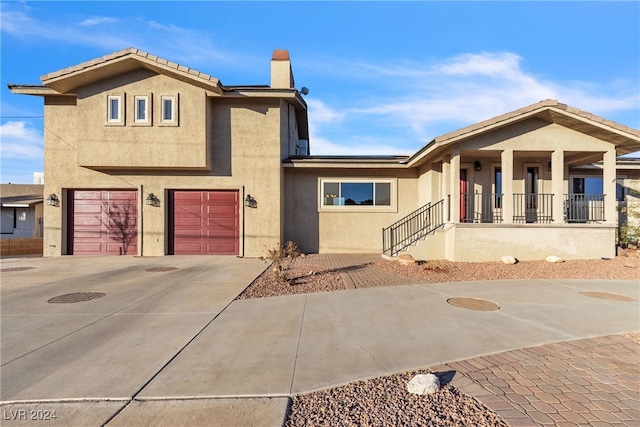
[
  {"xmin": 447, "ymin": 297, "xmax": 500, "ymax": 311},
  {"xmin": 1, "ymin": 266, "xmax": 35, "ymax": 272},
  {"xmin": 145, "ymin": 267, "xmax": 178, "ymax": 272},
  {"xmin": 579, "ymin": 291, "xmax": 636, "ymax": 302},
  {"xmin": 48, "ymin": 292, "xmax": 106, "ymax": 304}
]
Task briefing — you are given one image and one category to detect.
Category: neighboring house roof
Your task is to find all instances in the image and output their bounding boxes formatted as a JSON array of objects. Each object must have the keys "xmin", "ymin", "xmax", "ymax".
[
  {"xmin": 0, "ymin": 184, "xmax": 44, "ymax": 207},
  {"xmin": 407, "ymin": 99, "xmax": 640, "ymax": 167}
]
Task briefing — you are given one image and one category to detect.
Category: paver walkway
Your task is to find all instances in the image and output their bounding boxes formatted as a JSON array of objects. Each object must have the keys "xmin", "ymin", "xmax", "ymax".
[
  {"xmin": 440, "ymin": 334, "xmax": 640, "ymax": 426},
  {"xmin": 296, "ymin": 253, "xmax": 426, "ymax": 288}
]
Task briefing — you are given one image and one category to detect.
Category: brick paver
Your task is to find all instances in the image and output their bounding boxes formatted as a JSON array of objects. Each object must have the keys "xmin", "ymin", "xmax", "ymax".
[
  {"xmin": 295, "ymin": 254, "xmax": 640, "ymax": 426},
  {"xmin": 295, "ymin": 253, "xmax": 426, "ymax": 289},
  {"xmin": 448, "ymin": 335, "xmax": 640, "ymax": 426}
]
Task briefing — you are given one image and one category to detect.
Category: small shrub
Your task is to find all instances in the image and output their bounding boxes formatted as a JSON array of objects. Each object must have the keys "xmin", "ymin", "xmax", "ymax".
[{"xmin": 262, "ymin": 241, "xmax": 301, "ymax": 284}]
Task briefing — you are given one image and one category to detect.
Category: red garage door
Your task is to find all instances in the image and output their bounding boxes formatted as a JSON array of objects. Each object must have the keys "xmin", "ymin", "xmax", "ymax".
[
  {"xmin": 170, "ymin": 191, "xmax": 239, "ymax": 255},
  {"xmin": 70, "ymin": 190, "xmax": 138, "ymax": 255}
]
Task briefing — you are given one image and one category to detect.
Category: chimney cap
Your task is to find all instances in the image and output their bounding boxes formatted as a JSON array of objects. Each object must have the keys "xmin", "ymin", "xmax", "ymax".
[{"xmin": 272, "ymin": 49, "xmax": 290, "ymax": 61}]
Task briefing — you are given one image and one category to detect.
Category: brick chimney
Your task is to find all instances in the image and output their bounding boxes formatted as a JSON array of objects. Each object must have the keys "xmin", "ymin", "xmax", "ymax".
[{"xmin": 270, "ymin": 49, "xmax": 295, "ymax": 89}]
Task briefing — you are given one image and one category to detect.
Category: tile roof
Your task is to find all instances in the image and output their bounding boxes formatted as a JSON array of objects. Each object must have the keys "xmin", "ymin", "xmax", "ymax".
[
  {"xmin": 433, "ymin": 99, "xmax": 640, "ymax": 144},
  {"xmin": 41, "ymin": 47, "xmax": 220, "ymax": 86}
]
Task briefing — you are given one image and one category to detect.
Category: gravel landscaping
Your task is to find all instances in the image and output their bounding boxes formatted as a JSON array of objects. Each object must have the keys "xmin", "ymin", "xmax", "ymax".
[
  {"xmin": 236, "ymin": 264, "xmax": 345, "ymax": 300},
  {"xmin": 285, "ymin": 369, "xmax": 508, "ymax": 427},
  {"xmin": 375, "ymin": 255, "xmax": 640, "ymax": 283},
  {"xmin": 238, "ymin": 253, "xmax": 639, "ymax": 300}
]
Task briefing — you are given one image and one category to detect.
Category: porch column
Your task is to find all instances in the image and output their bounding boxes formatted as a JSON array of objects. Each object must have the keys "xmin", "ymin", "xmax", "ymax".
[
  {"xmin": 450, "ymin": 149, "xmax": 460, "ymax": 223},
  {"xmin": 442, "ymin": 154, "xmax": 451, "ymax": 222},
  {"xmin": 603, "ymin": 148, "xmax": 617, "ymax": 224},
  {"xmin": 501, "ymin": 149, "xmax": 514, "ymax": 224},
  {"xmin": 551, "ymin": 150, "xmax": 564, "ymax": 223}
]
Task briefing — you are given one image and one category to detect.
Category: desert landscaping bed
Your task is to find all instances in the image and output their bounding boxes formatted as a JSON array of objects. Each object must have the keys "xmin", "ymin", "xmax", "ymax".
[
  {"xmin": 238, "ymin": 254, "xmax": 638, "ymax": 301},
  {"xmin": 285, "ymin": 369, "xmax": 507, "ymax": 427},
  {"xmin": 375, "ymin": 255, "xmax": 639, "ymax": 283}
]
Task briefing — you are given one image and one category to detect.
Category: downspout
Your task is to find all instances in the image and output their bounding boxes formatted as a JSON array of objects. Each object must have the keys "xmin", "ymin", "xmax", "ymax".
[{"xmin": 140, "ymin": 184, "xmax": 144, "ymax": 257}]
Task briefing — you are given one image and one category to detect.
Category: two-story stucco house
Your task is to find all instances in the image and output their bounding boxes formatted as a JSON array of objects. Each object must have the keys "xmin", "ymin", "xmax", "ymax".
[
  {"xmin": 9, "ymin": 48, "xmax": 640, "ymax": 261},
  {"xmin": 10, "ymin": 48, "xmax": 308, "ymax": 257}
]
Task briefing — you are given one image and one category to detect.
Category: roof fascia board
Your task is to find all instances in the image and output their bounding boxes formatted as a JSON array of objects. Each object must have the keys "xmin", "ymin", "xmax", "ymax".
[
  {"xmin": 549, "ymin": 107, "xmax": 640, "ymax": 141},
  {"xmin": 2, "ymin": 203, "xmax": 32, "ymax": 208},
  {"xmin": 223, "ymin": 88, "xmax": 308, "ymax": 110},
  {"xmin": 7, "ymin": 85, "xmax": 73, "ymax": 96}
]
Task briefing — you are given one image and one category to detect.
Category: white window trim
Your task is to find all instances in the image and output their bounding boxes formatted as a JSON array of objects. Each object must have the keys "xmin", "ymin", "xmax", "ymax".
[
  {"xmin": 160, "ymin": 95, "xmax": 178, "ymax": 126},
  {"xmin": 106, "ymin": 95, "xmax": 123, "ymax": 125},
  {"xmin": 318, "ymin": 178, "xmax": 397, "ymax": 213},
  {"xmin": 133, "ymin": 95, "xmax": 150, "ymax": 125}
]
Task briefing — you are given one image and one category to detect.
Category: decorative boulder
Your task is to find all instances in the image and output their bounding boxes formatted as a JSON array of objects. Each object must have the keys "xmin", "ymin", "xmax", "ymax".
[
  {"xmin": 545, "ymin": 255, "xmax": 564, "ymax": 263},
  {"xmin": 501, "ymin": 256, "xmax": 517, "ymax": 264},
  {"xmin": 397, "ymin": 254, "xmax": 416, "ymax": 266},
  {"xmin": 407, "ymin": 373, "xmax": 440, "ymax": 395}
]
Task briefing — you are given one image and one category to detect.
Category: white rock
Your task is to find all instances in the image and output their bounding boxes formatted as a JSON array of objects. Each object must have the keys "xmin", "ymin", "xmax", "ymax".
[
  {"xmin": 397, "ymin": 254, "xmax": 416, "ymax": 266},
  {"xmin": 407, "ymin": 373, "xmax": 440, "ymax": 395},
  {"xmin": 501, "ymin": 256, "xmax": 517, "ymax": 264},
  {"xmin": 545, "ymin": 255, "xmax": 564, "ymax": 263}
]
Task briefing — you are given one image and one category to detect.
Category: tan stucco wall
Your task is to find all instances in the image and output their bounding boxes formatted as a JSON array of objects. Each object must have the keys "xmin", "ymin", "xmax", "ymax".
[
  {"xmin": 76, "ymin": 71, "xmax": 209, "ymax": 169},
  {"xmin": 43, "ymin": 82, "xmax": 289, "ymax": 257},
  {"xmin": 283, "ymin": 168, "xmax": 418, "ymax": 253},
  {"xmin": 406, "ymin": 224, "xmax": 616, "ymax": 261}
]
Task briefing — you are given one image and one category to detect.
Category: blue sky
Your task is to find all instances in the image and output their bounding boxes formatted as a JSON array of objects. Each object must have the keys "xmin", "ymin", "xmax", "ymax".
[{"xmin": 1, "ymin": 1, "xmax": 639, "ymax": 183}]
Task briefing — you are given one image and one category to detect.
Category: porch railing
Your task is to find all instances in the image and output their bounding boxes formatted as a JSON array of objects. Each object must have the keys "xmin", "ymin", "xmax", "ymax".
[
  {"xmin": 382, "ymin": 199, "xmax": 445, "ymax": 256},
  {"xmin": 460, "ymin": 192, "xmax": 503, "ymax": 223},
  {"xmin": 513, "ymin": 193, "xmax": 553, "ymax": 224},
  {"xmin": 564, "ymin": 194, "xmax": 605, "ymax": 223}
]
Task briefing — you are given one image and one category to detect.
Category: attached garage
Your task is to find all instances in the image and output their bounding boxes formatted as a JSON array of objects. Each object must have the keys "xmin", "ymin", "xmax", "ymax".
[
  {"xmin": 169, "ymin": 190, "xmax": 239, "ymax": 255},
  {"xmin": 69, "ymin": 190, "xmax": 138, "ymax": 255}
]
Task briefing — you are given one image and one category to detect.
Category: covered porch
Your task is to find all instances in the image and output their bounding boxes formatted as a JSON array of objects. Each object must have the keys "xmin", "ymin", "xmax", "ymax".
[{"xmin": 448, "ymin": 147, "xmax": 616, "ymax": 226}]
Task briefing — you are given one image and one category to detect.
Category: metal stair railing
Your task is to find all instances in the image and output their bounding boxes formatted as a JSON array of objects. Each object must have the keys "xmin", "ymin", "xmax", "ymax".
[{"xmin": 382, "ymin": 199, "xmax": 445, "ymax": 256}]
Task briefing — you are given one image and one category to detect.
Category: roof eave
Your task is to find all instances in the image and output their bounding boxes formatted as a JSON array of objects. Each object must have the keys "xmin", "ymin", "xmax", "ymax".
[
  {"xmin": 41, "ymin": 48, "xmax": 223, "ymax": 95},
  {"xmin": 7, "ymin": 84, "xmax": 71, "ymax": 96}
]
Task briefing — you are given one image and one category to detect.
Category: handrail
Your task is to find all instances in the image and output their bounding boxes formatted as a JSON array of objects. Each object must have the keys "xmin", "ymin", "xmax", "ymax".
[{"xmin": 382, "ymin": 199, "xmax": 445, "ymax": 256}]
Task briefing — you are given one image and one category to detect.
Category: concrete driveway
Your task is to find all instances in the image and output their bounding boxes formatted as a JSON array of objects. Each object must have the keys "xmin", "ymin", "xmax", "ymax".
[{"xmin": 1, "ymin": 255, "xmax": 271, "ymax": 425}]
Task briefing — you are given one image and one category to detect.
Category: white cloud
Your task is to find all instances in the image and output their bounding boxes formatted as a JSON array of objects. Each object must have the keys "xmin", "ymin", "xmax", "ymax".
[
  {"xmin": 306, "ymin": 51, "xmax": 639, "ymax": 153},
  {"xmin": 0, "ymin": 4, "xmax": 244, "ymax": 68},
  {"xmin": 78, "ymin": 16, "xmax": 119, "ymax": 26},
  {"xmin": 0, "ymin": 121, "xmax": 43, "ymax": 159}
]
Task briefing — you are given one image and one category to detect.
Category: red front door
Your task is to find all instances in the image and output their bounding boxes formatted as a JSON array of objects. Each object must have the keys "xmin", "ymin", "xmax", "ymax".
[{"xmin": 460, "ymin": 169, "xmax": 468, "ymax": 221}]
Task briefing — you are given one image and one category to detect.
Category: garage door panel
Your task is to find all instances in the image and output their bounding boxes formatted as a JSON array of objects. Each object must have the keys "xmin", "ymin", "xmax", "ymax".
[
  {"xmin": 107, "ymin": 191, "xmax": 137, "ymax": 200},
  {"xmin": 70, "ymin": 190, "xmax": 137, "ymax": 255},
  {"xmin": 174, "ymin": 192, "xmax": 206, "ymax": 201},
  {"xmin": 74, "ymin": 217, "xmax": 104, "ymax": 228},
  {"xmin": 73, "ymin": 191, "xmax": 102, "ymax": 200},
  {"xmin": 171, "ymin": 190, "xmax": 239, "ymax": 255}
]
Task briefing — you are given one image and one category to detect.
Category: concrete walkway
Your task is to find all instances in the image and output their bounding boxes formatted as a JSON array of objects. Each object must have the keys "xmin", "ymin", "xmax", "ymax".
[{"xmin": 1, "ymin": 254, "xmax": 638, "ymax": 426}]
